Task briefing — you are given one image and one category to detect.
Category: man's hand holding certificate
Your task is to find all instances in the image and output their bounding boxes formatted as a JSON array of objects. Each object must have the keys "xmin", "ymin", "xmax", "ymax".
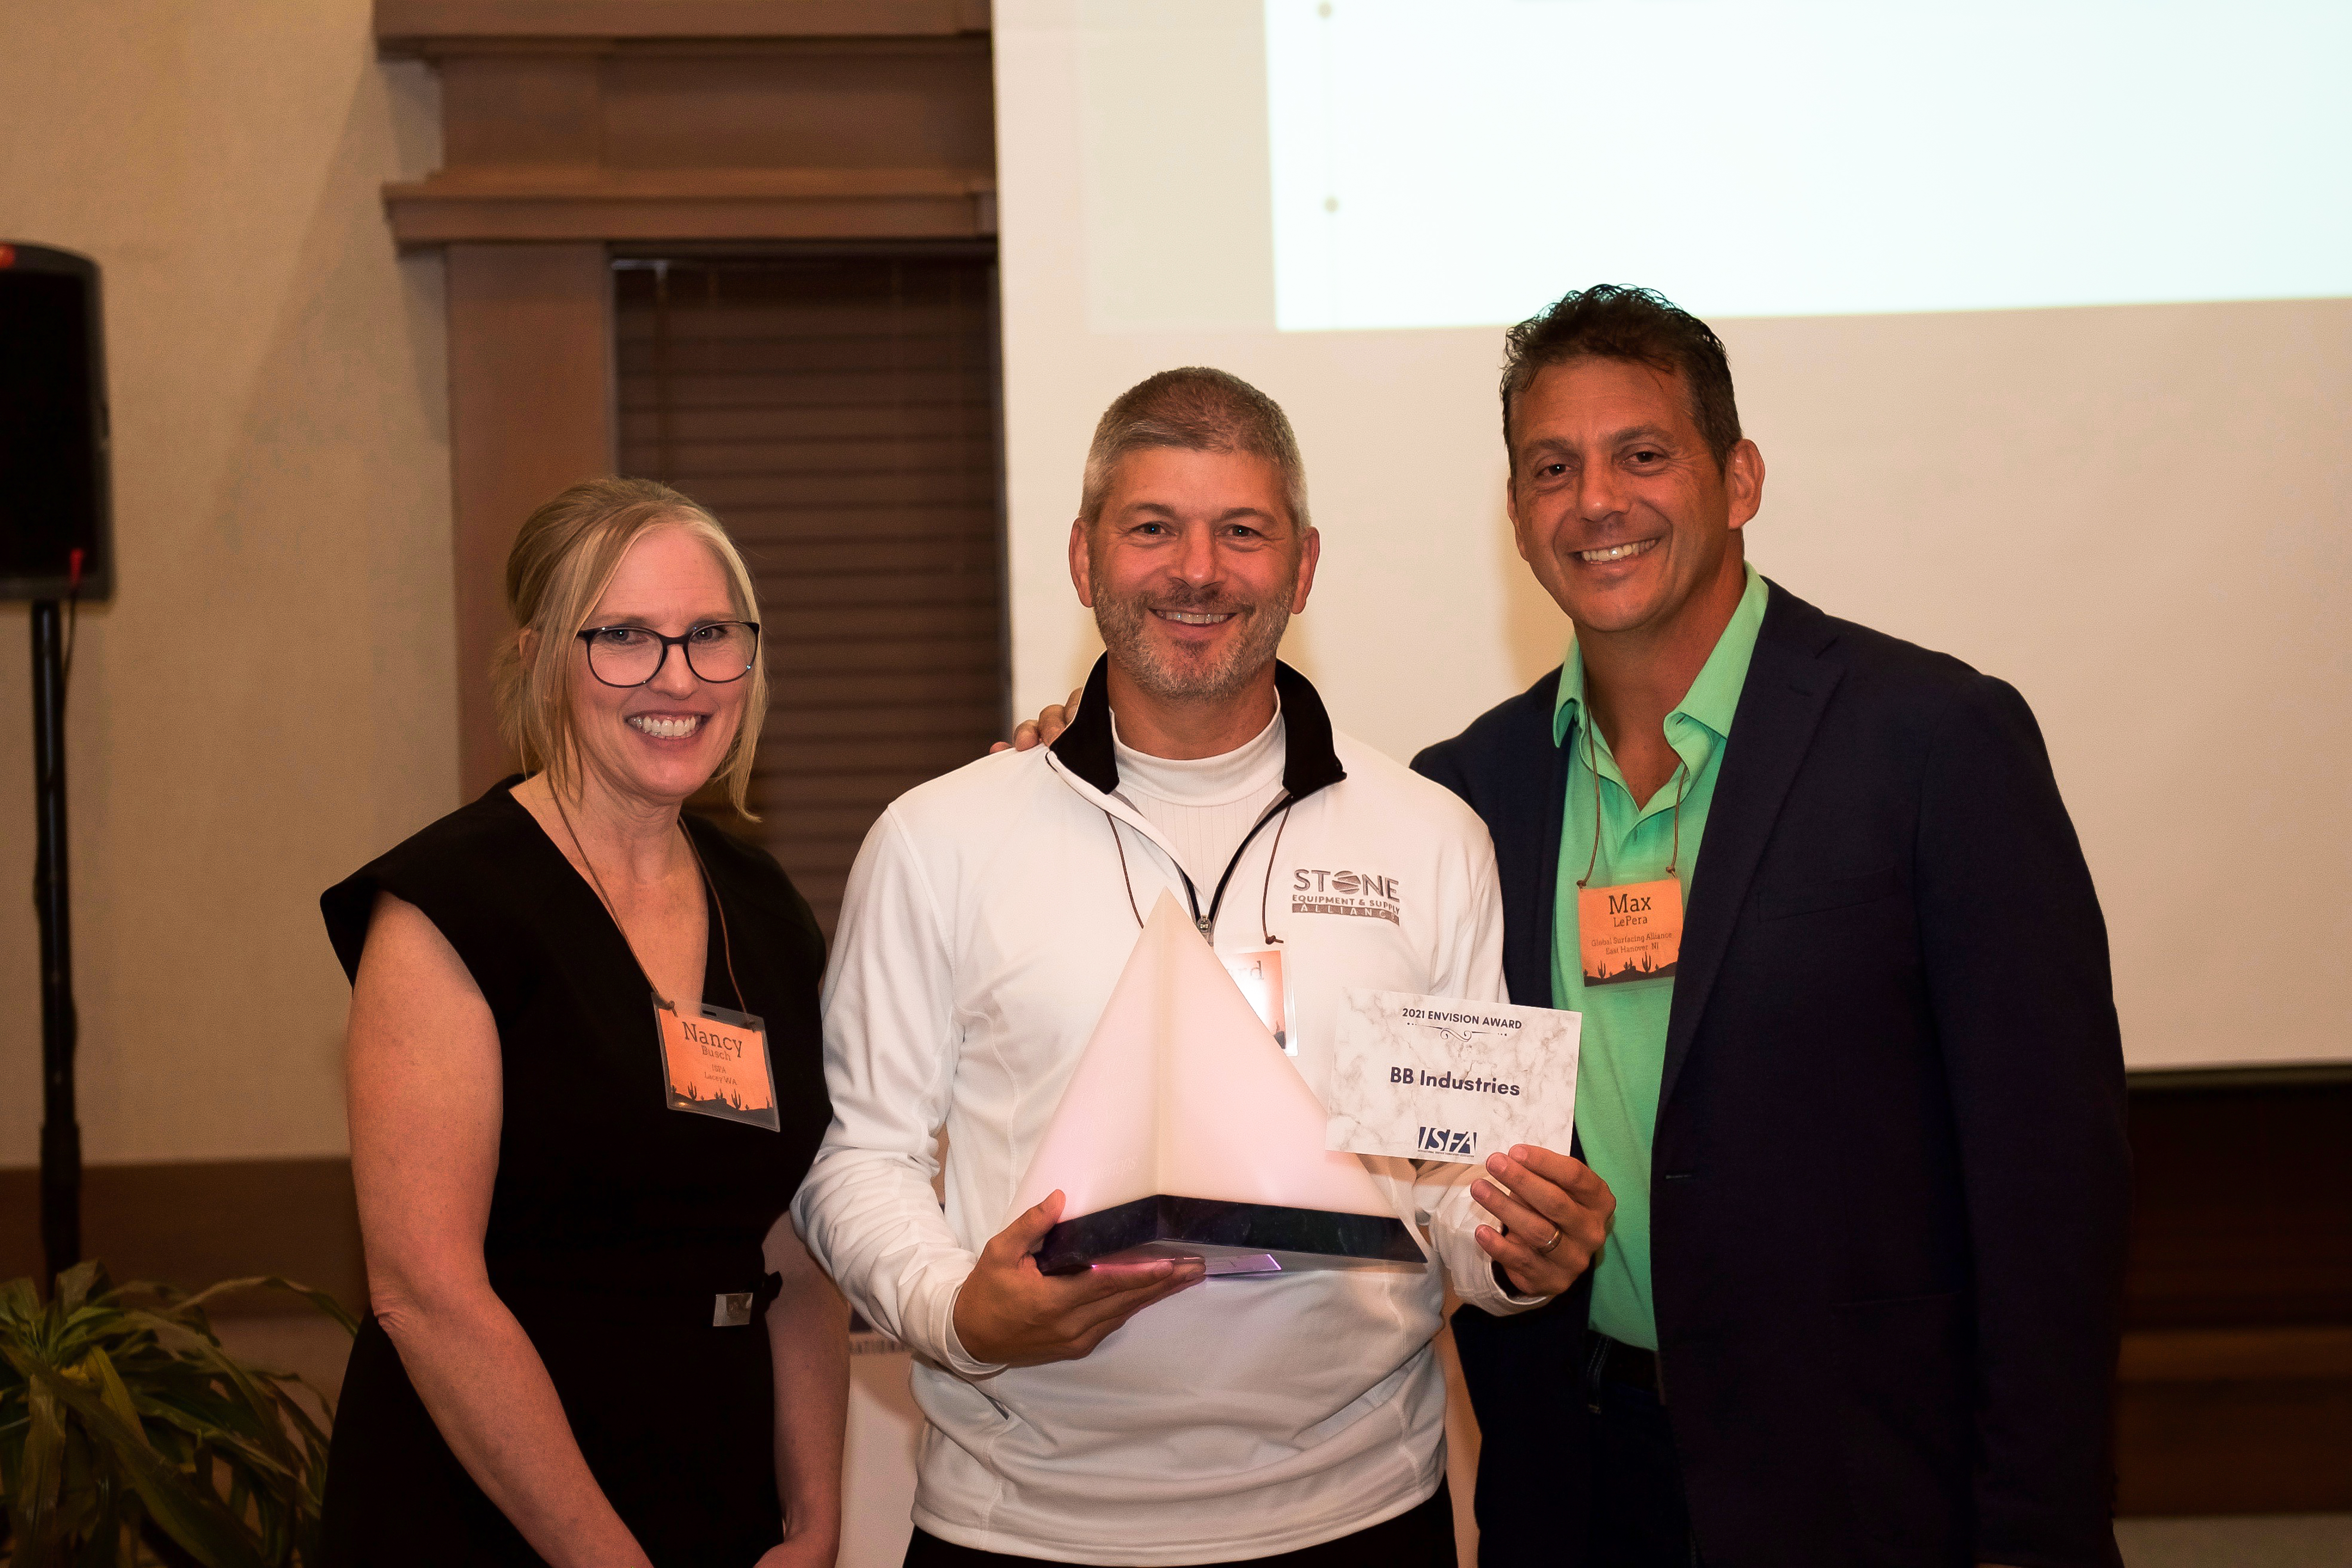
[
  {"xmin": 1323, "ymin": 988, "xmax": 1610, "ymax": 1296},
  {"xmin": 1323, "ymin": 989, "xmax": 1581, "ymax": 1166}
]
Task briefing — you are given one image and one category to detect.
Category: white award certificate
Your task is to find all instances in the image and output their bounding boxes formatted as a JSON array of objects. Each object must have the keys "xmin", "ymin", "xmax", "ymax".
[{"xmin": 1323, "ymin": 989, "xmax": 1582, "ymax": 1165}]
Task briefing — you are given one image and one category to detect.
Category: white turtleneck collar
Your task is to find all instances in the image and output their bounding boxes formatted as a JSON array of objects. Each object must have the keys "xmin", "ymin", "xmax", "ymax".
[
  {"xmin": 1106, "ymin": 702, "xmax": 1289, "ymax": 893},
  {"xmin": 1111, "ymin": 702, "xmax": 1286, "ymax": 808}
]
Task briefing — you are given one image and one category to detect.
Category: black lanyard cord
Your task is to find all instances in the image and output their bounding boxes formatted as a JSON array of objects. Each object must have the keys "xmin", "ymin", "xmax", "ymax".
[
  {"xmin": 1104, "ymin": 792, "xmax": 1296, "ymax": 943},
  {"xmin": 1106, "ymin": 806, "xmax": 1206, "ymax": 932},
  {"xmin": 554, "ymin": 792, "xmax": 746, "ymax": 1013},
  {"xmin": 1105, "ymin": 809, "xmax": 1145, "ymax": 928},
  {"xmin": 1575, "ymin": 714, "xmax": 1689, "ymax": 891},
  {"xmin": 1257, "ymin": 802, "xmax": 1296, "ymax": 945},
  {"xmin": 1206, "ymin": 794, "xmax": 1294, "ymax": 940},
  {"xmin": 682, "ymin": 828, "xmax": 748, "ymax": 1012}
]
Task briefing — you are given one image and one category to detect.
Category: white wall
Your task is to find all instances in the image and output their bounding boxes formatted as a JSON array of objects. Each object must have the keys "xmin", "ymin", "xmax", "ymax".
[
  {"xmin": 0, "ymin": 0, "xmax": 455, "ymax": 1165},
  {"xmin": 995, "ymin": 0, "xmax": 2352, "ymax": 1071}
]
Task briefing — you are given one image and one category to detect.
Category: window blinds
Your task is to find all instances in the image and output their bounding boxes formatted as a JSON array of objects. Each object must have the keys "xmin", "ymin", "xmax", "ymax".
[{"xmin": 616, "ymin": 252, "xmax": 1007, "ymax": 936}]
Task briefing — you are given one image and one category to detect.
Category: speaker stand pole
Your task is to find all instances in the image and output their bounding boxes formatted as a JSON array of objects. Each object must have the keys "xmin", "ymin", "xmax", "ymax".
[{"xmin": 31, "ymin": 599, "xmax": 81, "ymax": 1287}]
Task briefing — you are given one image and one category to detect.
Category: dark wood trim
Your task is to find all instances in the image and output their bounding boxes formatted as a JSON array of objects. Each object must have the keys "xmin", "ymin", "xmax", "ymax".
[
  {"xmin": 387, "ymin": 169, "xmax": 995, "ymax": 246},
  {"xmin": 2121, "ymin": 1068, "xmax": 2350, "ymax": 1331},
  {"xmin": 377, "ymin": 0, "xmax": 991, "ymax": 54},
  {"xmin": 2122, "ymin": 1325, "xmax": 2352, "ymax": 1382},
  {"xmin": 2116, "ymin": 1327, "xmax": 2352, "ymax": 1513},
  {"xmin": 2110, "ymin": 1068, "xmax": 2352, "ymax": 1513},
  {"xmin": 0, "ymin": 1159, "xmax": 366, "ymax": 1315},
  {"xmin": 447, "ymin": 243, "xmax": 615, "ymax": 793}
]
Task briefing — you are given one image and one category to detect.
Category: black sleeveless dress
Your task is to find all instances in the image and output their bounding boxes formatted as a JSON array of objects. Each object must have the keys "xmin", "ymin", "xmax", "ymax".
[{"xmin": 316, "ymin": 780, "xmax": 832, "ymax": 1567}]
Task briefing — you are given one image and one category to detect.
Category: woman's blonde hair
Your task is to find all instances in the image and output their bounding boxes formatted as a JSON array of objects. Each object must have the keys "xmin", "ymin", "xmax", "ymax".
[{"xmin": 492, "ymin": 476, "xmax": 767, "ymax": 815}]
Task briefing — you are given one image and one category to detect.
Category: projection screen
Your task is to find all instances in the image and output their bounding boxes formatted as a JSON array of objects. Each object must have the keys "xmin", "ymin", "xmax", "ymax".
[{"xmin": 993, "ymin": 0, "xmax": 2352, "ymax": 1070}]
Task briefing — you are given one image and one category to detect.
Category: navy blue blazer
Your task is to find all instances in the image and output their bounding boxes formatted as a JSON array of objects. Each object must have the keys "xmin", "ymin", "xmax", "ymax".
[{"xmin": 1414, "ymin": 583, "xmax": 2130, "ymax": 1568}]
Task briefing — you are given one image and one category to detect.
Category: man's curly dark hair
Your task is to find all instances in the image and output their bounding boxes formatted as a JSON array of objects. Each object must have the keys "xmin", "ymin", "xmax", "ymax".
[{"xmin": 1500, "ymin": 285, "xmax": 1743, "ymax": 470}]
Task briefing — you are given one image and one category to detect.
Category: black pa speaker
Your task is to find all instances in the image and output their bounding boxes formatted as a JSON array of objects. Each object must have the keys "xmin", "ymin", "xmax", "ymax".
[{"xmin": 0, "ymin": 242, "xmax": 113, "ymax": 602}]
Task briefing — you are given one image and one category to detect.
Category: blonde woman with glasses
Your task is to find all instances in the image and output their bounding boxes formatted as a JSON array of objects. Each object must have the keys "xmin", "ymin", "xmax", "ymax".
[{"xmin": 319, "ymin": 477, "xmax": 844, "ymax": 1566}]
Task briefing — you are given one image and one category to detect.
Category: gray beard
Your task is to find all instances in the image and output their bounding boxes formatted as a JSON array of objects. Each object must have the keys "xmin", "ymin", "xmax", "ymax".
[{"xmin": 1091, "ymin": 574, "xmax": 1293, "ymax": 705}]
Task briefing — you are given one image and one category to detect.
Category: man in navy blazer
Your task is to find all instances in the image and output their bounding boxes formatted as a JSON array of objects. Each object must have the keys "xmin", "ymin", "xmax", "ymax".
[{"xmin": 1413, "ymin": 287, "xmax": 2130, "ymax": 1566}]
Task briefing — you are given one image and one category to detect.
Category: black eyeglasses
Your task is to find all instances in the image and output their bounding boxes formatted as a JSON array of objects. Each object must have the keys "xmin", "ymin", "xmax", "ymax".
[{"xmin": 576, "ymin": 621, "xmax": 760, "ymax": 687}]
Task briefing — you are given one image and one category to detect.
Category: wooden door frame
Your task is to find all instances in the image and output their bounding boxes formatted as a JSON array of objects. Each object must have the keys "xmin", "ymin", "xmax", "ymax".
[{"xmin": 375, "ymin": 0, "xmax": 996, "ymax": 793}]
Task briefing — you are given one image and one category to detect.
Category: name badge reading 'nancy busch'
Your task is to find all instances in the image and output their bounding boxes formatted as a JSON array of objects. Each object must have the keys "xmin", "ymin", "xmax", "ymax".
[{"xmin": 655, "ymin": 996, "xmax": 780, "ymax": 1132}]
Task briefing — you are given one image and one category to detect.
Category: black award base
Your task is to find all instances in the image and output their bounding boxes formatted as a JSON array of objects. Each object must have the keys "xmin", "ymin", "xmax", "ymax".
[{"xmin": 1036, "ymin": 1195, "xmax": 1424, "ymax": 1277}]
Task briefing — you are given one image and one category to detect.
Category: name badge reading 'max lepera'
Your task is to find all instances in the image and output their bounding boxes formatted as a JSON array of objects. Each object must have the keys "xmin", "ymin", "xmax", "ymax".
[
  {"xmin": 1577, "ymin": 876, "xmax": 1685, "ymax": 987},
  {"xmin": 655, "ymin": 996, "xmax": 780, "ymax": 1132}
]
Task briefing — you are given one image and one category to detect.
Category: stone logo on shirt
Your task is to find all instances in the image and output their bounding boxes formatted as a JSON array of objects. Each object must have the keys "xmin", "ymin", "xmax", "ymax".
[{"xmin": 1291, "ymin": 868, "xmax": 1402, "ymax": 925}]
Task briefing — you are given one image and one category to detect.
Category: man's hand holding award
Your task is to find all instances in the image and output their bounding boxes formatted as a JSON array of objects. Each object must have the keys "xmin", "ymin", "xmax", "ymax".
[
  {"xmin": 951, "ymin": 1189, "xmax": 1205, "ymax": 1368},
  {"xmin": 957, "ymin": 890, "xmax": 1604, "ymax": 1366}
]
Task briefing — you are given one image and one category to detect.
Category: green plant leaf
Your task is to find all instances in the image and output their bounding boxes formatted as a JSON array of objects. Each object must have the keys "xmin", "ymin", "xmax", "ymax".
[
  {"xmin": 113, "ymin": 1315, "xmax": 301, "ymax": 1477},
  {"xmin": 177, "ymin": 1277, "xmax": 359, "ymax": 1338},
  {"xmin": 8, "ymin": 1352, "xmax": 265, "ymax": 1568},
  {"xmin": 54, "ymin": 1262, "xmax": 105, "ymax": 1313},
  {"xmin": 271, "ymin": 1374, "xmax": 336, "ymax": 1453},
  {"xmin": 11, "ymin": 1378, "xmax": 68, "ymax": 1567},
  {"xmin": 65, "ymin": 1474, "xmax": 134, "ymax": 1568},
  {"xmin": 2, "ymin": 1269, "xmax": 342, "ymax": 1566},
  {"xmin": 76, "ymin": 1348, "xmax": 149, "ymax": 1454}
]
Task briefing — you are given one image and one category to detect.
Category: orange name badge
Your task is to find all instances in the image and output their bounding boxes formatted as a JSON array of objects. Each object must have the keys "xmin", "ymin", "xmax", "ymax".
[
  {"xmin": 1220, "ymin": 948, "xmax": 1293, "ymax": 1054},
  {"xmin": 654, "ymin": 996, "xmax": 781, "ymax": 1132},
  {"xmin": 1577, "ymin": 877, "xmax": 1685, "ymax": 988}
]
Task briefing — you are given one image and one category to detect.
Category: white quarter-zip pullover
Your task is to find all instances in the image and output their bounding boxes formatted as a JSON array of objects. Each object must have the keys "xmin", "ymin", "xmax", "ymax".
[{"xmin": 794, "ymin": 662, "xmax": 1545, "ymax": 1564}]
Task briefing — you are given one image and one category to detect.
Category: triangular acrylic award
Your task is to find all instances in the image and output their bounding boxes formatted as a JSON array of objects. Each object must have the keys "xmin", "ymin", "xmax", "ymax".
[{"xmin": 1009, "ymin": 892, "xmax": 1423, "ymax": 1275}]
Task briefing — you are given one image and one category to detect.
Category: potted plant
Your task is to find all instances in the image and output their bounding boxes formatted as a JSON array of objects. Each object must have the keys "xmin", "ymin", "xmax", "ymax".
[{"xmin": 0, "ymin": 1260, "xmax": 353, "ymax": 1567}]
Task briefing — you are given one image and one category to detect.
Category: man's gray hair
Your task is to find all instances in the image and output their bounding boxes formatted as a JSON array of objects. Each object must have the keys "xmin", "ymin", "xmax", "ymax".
[{"xmin": 1079, "ymin": 367, "xmax": 1310, "ymax": 532}]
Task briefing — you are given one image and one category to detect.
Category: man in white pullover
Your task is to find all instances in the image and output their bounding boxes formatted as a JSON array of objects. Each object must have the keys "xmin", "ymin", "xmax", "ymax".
[{"xmin": 794, "ymin": 369, "xmax": 1612, "ymax": 1566}]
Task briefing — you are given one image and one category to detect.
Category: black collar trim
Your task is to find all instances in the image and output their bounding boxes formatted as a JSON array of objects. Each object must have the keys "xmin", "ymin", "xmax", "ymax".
[{"xmin": 1049, "ymin": 655, "xmax": 1348, "ymax": 804}]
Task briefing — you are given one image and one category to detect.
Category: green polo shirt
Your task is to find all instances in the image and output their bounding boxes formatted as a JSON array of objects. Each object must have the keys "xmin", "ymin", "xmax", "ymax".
[{"xmin": 1552, "ymin": 564, "xmax": 1768, "ymax": 1350}]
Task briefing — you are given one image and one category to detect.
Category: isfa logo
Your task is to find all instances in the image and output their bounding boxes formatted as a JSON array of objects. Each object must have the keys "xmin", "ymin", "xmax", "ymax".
[{"xmin": 1417, "ymin": 1125, "xmax": 1476, "ymax": 1156}]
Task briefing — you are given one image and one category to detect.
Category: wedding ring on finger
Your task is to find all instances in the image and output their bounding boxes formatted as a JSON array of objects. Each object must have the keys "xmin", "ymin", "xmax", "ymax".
[{"xmin": 1536, "ymin": 1226, "xmax": 1565, "ymax": 1256}]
